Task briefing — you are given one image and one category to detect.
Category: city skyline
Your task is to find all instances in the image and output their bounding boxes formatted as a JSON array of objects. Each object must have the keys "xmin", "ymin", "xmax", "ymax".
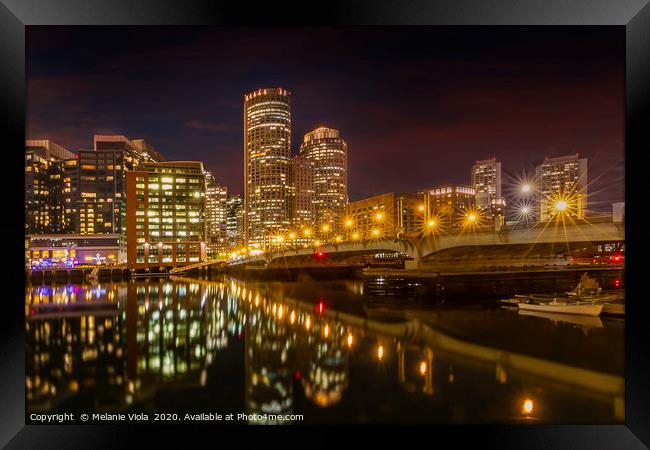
[{"xmin": 26, "ymin": 27, "xmax": 624, "ymax": 206}]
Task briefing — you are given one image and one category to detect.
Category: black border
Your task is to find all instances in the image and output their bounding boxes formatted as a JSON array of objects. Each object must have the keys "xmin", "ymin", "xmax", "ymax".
[{"xmin": 1, "ymin": 1, "xmax": 648, "ymax": 447}]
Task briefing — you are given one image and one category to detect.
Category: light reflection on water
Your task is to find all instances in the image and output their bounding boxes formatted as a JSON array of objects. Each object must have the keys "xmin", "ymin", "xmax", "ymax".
[{"xmin": 25, "ymin": 277, "xmax": 624, "ymax": 424}]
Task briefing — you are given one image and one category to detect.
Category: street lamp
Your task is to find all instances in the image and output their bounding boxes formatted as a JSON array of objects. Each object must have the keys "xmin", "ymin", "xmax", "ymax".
[{"xmin": 344, "ymin": 217, "xmax": 354, "ymax": 240}]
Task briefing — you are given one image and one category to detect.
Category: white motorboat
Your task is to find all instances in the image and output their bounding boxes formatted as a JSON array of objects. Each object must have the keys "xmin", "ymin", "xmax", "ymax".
[
  {"xmin": 518, "ymin": 300, "xmax": 603, "ymax": 316},
  {"xmin": 518, "ymin": 309, "xmax": 604, "ymax": 328}
]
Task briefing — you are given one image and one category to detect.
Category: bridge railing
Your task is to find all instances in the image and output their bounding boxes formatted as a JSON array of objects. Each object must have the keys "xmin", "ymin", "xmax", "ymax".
[{"xmin": 169, "ymin": 259, "xmax": 224, "ymax": 274}]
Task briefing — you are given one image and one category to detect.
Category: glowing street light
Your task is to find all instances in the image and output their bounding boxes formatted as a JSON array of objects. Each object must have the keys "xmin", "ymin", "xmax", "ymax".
[
  {"xmin": 375, "ymin": 212, "xmax": 384, "ymax": 221},
  {"xmin": 288, "ymin": 232, "xmax": 296, "ymax": 240},
  {"xmin": 427, "ymin": 219, "xmax": 436, "ymax": 228},
  {"xmin": 344, "ymin": 218, "xmax": 353, "ymax": 228},
  {"xmin": 275, "ymin": 235, "xmax": 284, "ymax": 243},
  {"xmin": 372, "ymin": 228, "xmax": 380, "ymax": 237},
  {"xmin": 522, "ymin": 398, "xmax": 534, "ymax": 416},
  {"xmin": 521, "ymin": 184, "xmax": 531, "ymax": 194},
  {"xmin": 377, "ymin": 345, "xmax": 384, "ymax": 361},
  {"xmin": 303, "ymin": 228, "xmax": 312, "ymax": 237},
  {"xmin": 419, "ymin": 361, "xmax": 428, "ymax": 376},
  {"xmin": 321, "ymin": 224, "xmax": 330, "ymax": 233},
  {"xmin": 555, "ymin": 200, "xmax": 568, "ymax": 211},
  {"xmin": 467, "ymin": 214, "xmax": 477, "ymax": 222},
  {"xmin": 351, "ymin": 232, "xmax": 360, "ymax": 240}
]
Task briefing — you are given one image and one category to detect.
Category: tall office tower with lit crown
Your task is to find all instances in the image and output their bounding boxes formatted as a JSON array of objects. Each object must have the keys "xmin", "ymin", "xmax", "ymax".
[
  {"xmin": 243, "ymin": 88, "xmax": 292, "ymax": 247},
  {"xmin": 290, "ymin": 155, "xmax": 316, "ymax": 227},
  {"xmin": 299, "ymin": 126, "xmax": 348, "ymax": 230},
  {"xmin": 535, "ymin": 154, "xmax": 587, "ymax": 221},
  {"xmin": 471, "ymin": 158, "xmax": 505, "ymax": 220}
]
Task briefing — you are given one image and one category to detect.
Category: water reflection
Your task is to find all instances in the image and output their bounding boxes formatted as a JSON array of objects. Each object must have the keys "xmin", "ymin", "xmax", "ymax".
[{"xmin": 25, "ymin": 277, "xmax": 624, "ymax": 424}]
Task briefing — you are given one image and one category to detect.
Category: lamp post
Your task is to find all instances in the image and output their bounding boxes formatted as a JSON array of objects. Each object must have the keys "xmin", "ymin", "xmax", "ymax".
[{"xmin": 344, "ymin": 218, "xmax": 354, "ymax": 241}]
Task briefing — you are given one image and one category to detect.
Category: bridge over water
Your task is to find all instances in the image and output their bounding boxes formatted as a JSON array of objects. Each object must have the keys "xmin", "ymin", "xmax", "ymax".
[{"xmin": 229, "ymin": 219, "xmax": 624, "ymax": 269}]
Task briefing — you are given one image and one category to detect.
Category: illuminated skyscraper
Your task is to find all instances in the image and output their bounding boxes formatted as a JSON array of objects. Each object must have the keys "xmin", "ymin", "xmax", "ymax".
[
  {"xmin": 290, "ymin": 155, "xmax": 316, "ymax": 227},
  {"xmin": 204, "ymin": 172, "xmax": 228, "ymax": 255},
  {"xmin": 74, "ymin": 135, "xmax": 163, "ymax": 235},
  {"xmin": 299, "ymin": 127, "xmax": 348, "ymax": 229},
  {"xmin": 243, "ymin": 88, "xmax": 292, "ymax": 247},
  {"xmin": 535, "ymin": 154, "xmax": 587, "ymax": 221},
  {"xmin": 227, "ymin": 194, "xmax": 244, "ymax": 248},
  {"xmin": 26, "ymin": 135, "xmax": 166, "ymax": 237},
  {"xmin": 471, "ymin": 158, "xmax": 504, "ymax": 219},
  {"xmin": 25, "ymin": 140, "xmax": 76, "ymax": 234}
]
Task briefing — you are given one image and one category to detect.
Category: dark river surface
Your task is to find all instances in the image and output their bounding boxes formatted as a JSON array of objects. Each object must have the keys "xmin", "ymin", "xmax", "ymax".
[{"xmin": 25, "ymin": 276, "xmax": 624, "ymax": 424}]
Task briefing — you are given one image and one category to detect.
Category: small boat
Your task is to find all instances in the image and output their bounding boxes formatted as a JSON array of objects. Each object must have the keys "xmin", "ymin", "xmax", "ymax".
[
  {"xmin": 518, "ymin": 309, "xmax": 604, "ymax": 328},
  {"xmin": 565, "ymin": 273, "xmax": 621, "ymax": 302},
  {"xmin": 518, "ymin": 300, "xmax": 603, "ymax": 316}
]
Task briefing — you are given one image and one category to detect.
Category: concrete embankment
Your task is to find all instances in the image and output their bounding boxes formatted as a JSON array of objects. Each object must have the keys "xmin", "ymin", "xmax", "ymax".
[{"xmin": 27, "ymin": 268, "xmax": 131, "ymax": 285}]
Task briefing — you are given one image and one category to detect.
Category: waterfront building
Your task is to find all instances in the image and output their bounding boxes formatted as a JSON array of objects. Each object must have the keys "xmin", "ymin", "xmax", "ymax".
[
  {"xmin": 299, "ymin": 126, "xmax": 348, "ymax": 230},
  {"xmin": 60, "ymin": 135, "xmax": 165, "ymax": 236},
  {"xmin": 243, "ymin": 88, "xmax": 292, "ymax": 248},
  {"xmin": 25, "ymin": 233, "xmax": 122, "ymax": 268},
  {"xmin": 205, "ymin": 173, "xmax": 228, "ymax": 256},
  {"xmin": 227, "ymin": 194, "xmax": 244, "ymax": 249},
  {"xmin": 25, "ymin": 140, "xmax": 77, "ymax": 234},
  {"xmin": 535, "ymin": 154, "xmax": 587, "ymax": 221},
  {"xmin": 125, "ymin": 161, "xmax": 206, "ymax": 269},
  {"xmin": 345, "ymin": 192, "xmax": 421, "ymax": 239},
  {"xmin": 471, "ymin": 158, "xmax": 505, "ymax": 219},
  {"xmin": 420, "ymin": 184, "xmax": 477, "ymax": 226}
]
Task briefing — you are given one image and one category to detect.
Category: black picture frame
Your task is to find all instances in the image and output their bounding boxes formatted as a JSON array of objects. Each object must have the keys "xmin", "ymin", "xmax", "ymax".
[{"xmin": 1, "ymin": 0, "xmax": 647, "ymax": 447}]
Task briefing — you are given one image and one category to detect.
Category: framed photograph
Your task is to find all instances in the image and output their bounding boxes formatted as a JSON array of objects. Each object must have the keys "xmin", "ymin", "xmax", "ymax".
[{"xmin": 2, "ymin": 0, "xmax": 647, "ymax": 447}]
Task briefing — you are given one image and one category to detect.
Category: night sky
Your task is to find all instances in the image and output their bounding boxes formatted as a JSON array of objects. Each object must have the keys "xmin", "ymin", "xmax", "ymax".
[{"xmin": 26, "ymin": 26, "xmax": 624, "ymax": 208}]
